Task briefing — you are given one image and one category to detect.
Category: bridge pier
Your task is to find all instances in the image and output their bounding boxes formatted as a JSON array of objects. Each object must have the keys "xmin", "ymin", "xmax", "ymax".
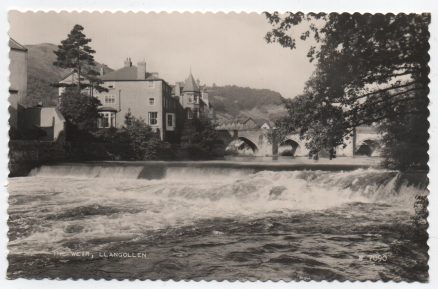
[
  {"xmin": 233, "ymin": 129, "xmax": 238, "ymax": 139},
  {"xmin": 271, "ymin": 132, "xmax": 278, "ymax": 156}
]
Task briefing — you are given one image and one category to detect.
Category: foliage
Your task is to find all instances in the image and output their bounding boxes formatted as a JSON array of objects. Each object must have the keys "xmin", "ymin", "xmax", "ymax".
[
  {"xmin": 123, "ymin": 112, "xmax": 172, "ymax": 160},
  {"xmin": 59, "ymin": 89, "xmax": 101, "ymax": 134},
  {"xmin": 53, "ymin": 24, "xmax": 107, "ymax": 94},
  {"xmin": 412, "ymin": 194, "xmax": 429, "ymax": 242},
  {"xmin": 206, "ymin": 85, "xmax": 286, "ymax": 121},
  {"xmin": 68, "ymin": 113, "xmax": 172, "ymax": 161},
  {"xmin": 93, "ymin": 128, "xmax": 132, "ymax": 160},
  {"xmin": 9, "ymin": 126, "xmax": 47, "ymax": 141},
  {"xmin": 379, "ymin": 95, "xmax": 429, "ymax": 170},
  {"xmin": 265, "ymin": 13, "xmax": 430, "ymax": 169},
  {"xmin": 24, "ymin": 43, "xmax": 112, "ymax": 107},
  {"xmin": 180, "ymin": 118, "xmax": 224, "ymax": 159}
]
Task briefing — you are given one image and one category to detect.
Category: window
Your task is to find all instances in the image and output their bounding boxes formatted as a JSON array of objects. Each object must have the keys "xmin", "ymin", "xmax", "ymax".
[
  {"xmin": 149, "ymin": 98, "xmax": 155, "ymax": 105},
  {"xmin": 186, "ymin": 109, "xmax": 193, "ymax": 120},
  {"xmin": 193, "ymin": 108, "xmax": 199, "ymax": 118},
  {"xmin": 167, "ymin": 114, "xmax": 174, "ymax": 127},
  {"xmin": 104, "ymin": 95, "xmax": 115, "ymax": 104},
  {"xmin": 194, "ymin": 95, "xmax": 199, "ymax": 104},
  {"xmin": 148, "ymin": 112, "xmax": 158, "ymax": 125},
  {"xmin": 188, "ymin": 95, "xmax": 193, "ymax": 103},
  {"xmin": 98, "ymin": 112, "xmax": 116, "ymax": 128}
]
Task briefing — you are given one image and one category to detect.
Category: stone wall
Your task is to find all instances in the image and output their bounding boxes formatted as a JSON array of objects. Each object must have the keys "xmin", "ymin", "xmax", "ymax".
[{"xmin": 8, "ymin": 138, "xmax": 65, "ymax": 177}]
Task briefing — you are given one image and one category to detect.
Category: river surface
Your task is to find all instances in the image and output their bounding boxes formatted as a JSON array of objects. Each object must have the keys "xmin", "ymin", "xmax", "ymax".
[{"xmin": 7, "ymin": 161, "xmax": 429, "ymax": 281}]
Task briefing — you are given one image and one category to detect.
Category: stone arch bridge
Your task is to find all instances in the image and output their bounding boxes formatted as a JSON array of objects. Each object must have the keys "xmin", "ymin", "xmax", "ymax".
[{"xmin": 215, "ymin": 118, "xmax": 381, "ymax": 157}]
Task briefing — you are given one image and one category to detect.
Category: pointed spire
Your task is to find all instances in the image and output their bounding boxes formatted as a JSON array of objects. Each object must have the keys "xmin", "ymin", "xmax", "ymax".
[{"xmin": 182, "ymin": 70, "xmax": 200, "ymax": 92}]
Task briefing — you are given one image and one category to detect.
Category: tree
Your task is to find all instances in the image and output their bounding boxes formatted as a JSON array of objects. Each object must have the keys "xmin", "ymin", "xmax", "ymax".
[
  {"xmin": 123, "ymin": 113, "xmax": 171, "ymax": 160},
  {"xmin": 53, "ymin": 24, "xmax": 107, "ymax": 94},
  {"xmin": 265, "ymin": 13, "xmax": 430, "ymax": 169},
  {"xmin": 59, "ymin": 89, "xmax": 101, "ymax": 133},
  {"xmin": 378, "ymin": 91, "xmax": 429, "ymax": 170},
  {"xmin": 180, "ymin": 118, "xmax": 224, "ymax": 159}
]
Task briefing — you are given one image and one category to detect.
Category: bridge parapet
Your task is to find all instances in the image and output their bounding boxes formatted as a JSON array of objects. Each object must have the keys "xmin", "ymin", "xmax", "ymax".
[
  {"xmin": 215, "ymin": 118, "xmax": 382, "ymax": 157},
  {"xmin": 215, "ymin": 122, "xmax": 259, "ymax": 131}
]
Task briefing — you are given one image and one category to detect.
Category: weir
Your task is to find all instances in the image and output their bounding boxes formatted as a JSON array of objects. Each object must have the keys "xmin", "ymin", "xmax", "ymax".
[{"xmin": 29, "ymin": 158, "xmax": 380, "ymax": 180}]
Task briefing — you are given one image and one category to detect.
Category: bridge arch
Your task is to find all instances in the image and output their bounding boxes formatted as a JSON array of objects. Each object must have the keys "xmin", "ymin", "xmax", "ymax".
[
  {"xmin": 355, "ymin": 139, "xmax": 381, "ymax": 157},
  {"xmin": 279, "ymin": 139, "xmax": 300, "ymax": 156},
  {"xmin": 225, "ymin": 137, "xmax": 258, "ymax": 155}
]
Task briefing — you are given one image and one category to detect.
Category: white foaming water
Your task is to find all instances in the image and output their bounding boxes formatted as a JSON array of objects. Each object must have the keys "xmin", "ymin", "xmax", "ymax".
[
  {"xmin": 8, "ymin": 167, "xmax": 425, "ymax": 254},
  {"xmin": 164, "ymin": 167, "xmax": 255, "ymax": 182},
  {"xmin": 30, "ymin": 164, "xmax": 145, "ymax": 179}
]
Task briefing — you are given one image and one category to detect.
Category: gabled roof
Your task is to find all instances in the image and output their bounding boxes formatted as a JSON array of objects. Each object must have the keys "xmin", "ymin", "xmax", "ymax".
[
  {"xmin": 100, "ymin": 66, "xmax": 139, "ymax": 81},
  {"xmin": 59, "ymin": 70, "xmax": 75, "ymax": 82},
  {"xmin": 58, "ymin": 70, "xmax": 90, "ymax": 84},
  {"xmin": 100, "ymin": 65, "xmax": 159, "ymax": 81},
  {"xmin": 59, "ymin": 64, "xmax": 114, "ymax": 82},
  {"xmin": 182, "ymin": 73, "xmax": 200, "ymax": 92},
  {"xmin": 97, "ymin": 64, "xmax": 113, "ymax": 75},
  {"xmin": 9, "ymin": 38, "xmax": 27, "ymax": 52}
]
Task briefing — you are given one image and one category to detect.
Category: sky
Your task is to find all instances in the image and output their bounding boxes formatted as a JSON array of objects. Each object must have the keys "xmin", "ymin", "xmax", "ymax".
[{"xmin": 8, "ymin": 11, "xmax": 316, "ymax": 99}]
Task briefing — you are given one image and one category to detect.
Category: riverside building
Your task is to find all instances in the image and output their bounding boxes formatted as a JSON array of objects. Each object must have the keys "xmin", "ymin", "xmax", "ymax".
[
  {"xmin": 58, "ymin": 58, "xmax": 215, "ymax": 142},
  {"xmin": 58, "ymin": 57, "xmax": 183, "ymax": 142},
  {"xmin": 173, "ymin": 73, "xmax": 213, "ymax": 120}
]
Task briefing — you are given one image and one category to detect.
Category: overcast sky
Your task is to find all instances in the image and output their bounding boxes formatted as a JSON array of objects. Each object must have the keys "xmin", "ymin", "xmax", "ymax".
[{"xmin": 9, "ymin": 11, "xmax": 316, "ymax": 99}]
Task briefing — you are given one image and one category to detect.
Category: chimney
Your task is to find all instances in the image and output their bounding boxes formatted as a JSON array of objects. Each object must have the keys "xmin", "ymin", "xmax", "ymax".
[
  {"xmin": 137, "ymin": 60, "xmax": 147, "ymax": 80},
  {"xmin": 99, "ymin": 66, "xmax": 104, "ymax": 76},
  {"xmin": 124, "ymin": 57, "xmax": 132, "ymax": 67},
  {"xmin": 175, "ymin": 83, "xmax": 181, "ymax": 97}
]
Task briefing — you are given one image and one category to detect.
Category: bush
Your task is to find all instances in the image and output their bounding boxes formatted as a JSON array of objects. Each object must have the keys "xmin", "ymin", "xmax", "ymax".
[
  {"xmin": 180, "ymin": 118, "xmax": 224, "ymax": 159},
  {"xmin": 124, "ymin": 113, "xmax": 172, "ymax": 160},
  {"xmin": 93, "ymin": 128, "xmax": 132, "ymax": 160},
  {"xmin": 59, "ymin": 89, "xmax": 101, "ymax": 133},
  {"xmin": 91, "ymin": 114, "xmax": 173, "ymax": 161}
]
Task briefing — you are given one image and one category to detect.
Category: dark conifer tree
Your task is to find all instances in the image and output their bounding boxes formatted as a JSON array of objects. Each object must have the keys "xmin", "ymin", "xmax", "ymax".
[{"xmin": 53, "ymin": 24, "xmax": 107, "ymax": 94}]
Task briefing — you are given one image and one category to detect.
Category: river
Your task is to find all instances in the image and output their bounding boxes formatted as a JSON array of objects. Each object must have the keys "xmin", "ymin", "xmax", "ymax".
[{"xmin": 6, "ymin": 159, "xmax": 429, "ymax": 281}]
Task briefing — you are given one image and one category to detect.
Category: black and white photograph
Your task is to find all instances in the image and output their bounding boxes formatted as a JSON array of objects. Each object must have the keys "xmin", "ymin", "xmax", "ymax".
[{"xmin": 6, "ymin": 10, "xmax": 430, "ymax": 282}]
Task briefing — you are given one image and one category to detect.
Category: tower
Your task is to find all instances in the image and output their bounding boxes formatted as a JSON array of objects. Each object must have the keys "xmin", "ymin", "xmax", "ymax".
[{"xmin": 181, "ymin": 72, "xmax": 202, "ymax": 119}]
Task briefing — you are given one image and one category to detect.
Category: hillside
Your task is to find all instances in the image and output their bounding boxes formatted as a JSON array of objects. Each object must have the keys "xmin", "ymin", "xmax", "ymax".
[
  {"xmin": 24, "ymin": 43, "xmax": 286, "ymax": 122},
  {"xmin": 207, "ymin": 85, "xmax": 287, "ymax": 122},
  {"xmin": 24, "ymin": 43, "xmax": 112, "ymax": 106}
]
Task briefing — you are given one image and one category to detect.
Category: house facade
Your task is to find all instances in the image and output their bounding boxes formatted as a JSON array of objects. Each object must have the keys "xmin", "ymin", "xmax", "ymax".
[
  {"xmin": 95, "ymin": 58, "xmax": 182, "ymax": 141},
  {"xmin": 57, "ymin": 58, "xmax": 216, "ymax": 142},
  {"xmin": 9, "ymin": 38, "xmax": 28, "ymax": 129},
  {"xmin": 9, "ymin": 38, "xmax": 66, "ymax": 142},
  {"xmin": 59, "ymin": 58, "xmax": 183, "ymax": 141}
]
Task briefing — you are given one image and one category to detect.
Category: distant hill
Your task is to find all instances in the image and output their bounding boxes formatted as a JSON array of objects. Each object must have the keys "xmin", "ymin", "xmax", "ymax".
[
  {"xmin": 24, "ymin": 43, "xmax": 286, "ymax": 122},
  {"xmin": 206, "ymin": 85, "xmax": 287, "ymax": 123},
  {"xmin": 24, "ymin": 43, "xmax": 112, "ymax": 106}
]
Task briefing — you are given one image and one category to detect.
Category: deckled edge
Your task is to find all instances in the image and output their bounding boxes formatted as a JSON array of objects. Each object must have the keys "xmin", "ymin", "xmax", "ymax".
[{"xmin": 3, "ymin": 10, "xmax": 433, "ymax": 284}]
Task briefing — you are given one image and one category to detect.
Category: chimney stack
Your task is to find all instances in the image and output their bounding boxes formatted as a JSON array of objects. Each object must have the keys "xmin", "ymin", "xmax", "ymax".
[
  {"xmin": 99, "ymin": 66, "xmax": 104, "ymax": 76},
  {"xmin": 124, "ymin": 57, "xmax": 132, "ymax": 67},
  {"xmin": 137, "ymin": 60, "xmax": 147, "ymax": 80},
  {"xmin": 174, "ymin": 83, "xmax": 181, "ymax": 97}
]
